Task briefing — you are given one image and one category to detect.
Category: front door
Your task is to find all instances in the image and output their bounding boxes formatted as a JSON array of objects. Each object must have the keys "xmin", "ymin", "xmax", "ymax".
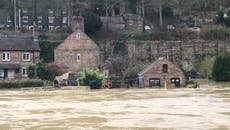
[
  {"xmin": 171, "ymin": 78, "xmax": 180, "ymax": 88},
  {"xmin": 4, "ymin": 69, "xmax": 8, "ymax": 78},
  {"xmin": 149, "ymin": 78, "xmax": 160, "ymax": 88}
]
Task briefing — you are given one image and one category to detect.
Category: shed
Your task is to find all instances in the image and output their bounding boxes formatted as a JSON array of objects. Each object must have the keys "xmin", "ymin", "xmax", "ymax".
[{"xmin": 138, "ymin": 57, "xmax": 186, "ymax": 88}]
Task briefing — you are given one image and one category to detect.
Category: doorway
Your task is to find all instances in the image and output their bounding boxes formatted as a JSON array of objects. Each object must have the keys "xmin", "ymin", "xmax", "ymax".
[{"xmin": 4, "ymin": 69, "xmax": 8, "ymax": 78}]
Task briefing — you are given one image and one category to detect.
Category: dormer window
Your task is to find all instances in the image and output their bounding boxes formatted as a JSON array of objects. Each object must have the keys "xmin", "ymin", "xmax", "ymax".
[
  {"xmin": 76, "ymin": 33, "xmax": 80, "ymax": 40},
  {"xmin": 76, "ymin": 53, "xmax": 81, "ymax": 62}
]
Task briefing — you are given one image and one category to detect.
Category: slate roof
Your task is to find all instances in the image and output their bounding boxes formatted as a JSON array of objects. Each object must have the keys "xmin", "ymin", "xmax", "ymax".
[{"xmin": 0, "ymin": 36, "xmax": 40, "ymax": 51}]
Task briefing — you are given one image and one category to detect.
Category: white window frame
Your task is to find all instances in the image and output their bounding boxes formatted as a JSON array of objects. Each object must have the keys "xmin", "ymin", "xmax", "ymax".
[
  {"xmin": 22, "ymin": 52, "xmax": 30, "ymax": 61},
  {"xmin": 76, "ymin": 33, "xmax": 80, "ymax": 40},
  {"xmin": 37, "ymin": 16, "xmax": 42, "ymax": 23},
  {"xmin": 49, "ymin": 26, "xmax": 54, "ymax": 30},
  {"xmin": 76, "ymin": 53, "xmax": 81, "ymax": 62},
  {"xmin": 2, "ymin": 52, "xmax": 10, "ymax": 61},
  {"xmin": 48, "ymin": 16, "xmax": 54, "ymax": 24},
  {"xmin": 48, "ymin": 9, "xmax": 54, "ymax": 14},
  {"xmin": 23, "ymin": 16, "xmax": 29, "ymax": 23},
  {"xmin": 7, "ymin": 16, "xmax": 11, "ymax": 23},
  {"xmin": 62, "ymin": 17, "xmax": 67, "ymax": 24},
  {"xmin": 22, "ymin": 68, "xmax": 27, "ymax": 77}
]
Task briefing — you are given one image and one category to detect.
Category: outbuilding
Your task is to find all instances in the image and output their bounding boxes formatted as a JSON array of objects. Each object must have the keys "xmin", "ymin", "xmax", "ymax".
[{"xmin": 138, "ymin": 57, "xmax": 186, "ymax": 88}]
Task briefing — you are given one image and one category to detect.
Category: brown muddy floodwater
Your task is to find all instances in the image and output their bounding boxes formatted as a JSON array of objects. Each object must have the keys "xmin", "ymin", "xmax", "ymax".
[{"xmin": 0, "ymin": 83, "xmax": 230, "ymax": 130}]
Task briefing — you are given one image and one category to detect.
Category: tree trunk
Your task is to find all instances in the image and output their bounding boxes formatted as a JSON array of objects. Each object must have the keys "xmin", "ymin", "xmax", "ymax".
[{"xmin": 159, "ymin": 0, "xmax": 163, "ymax": 27}]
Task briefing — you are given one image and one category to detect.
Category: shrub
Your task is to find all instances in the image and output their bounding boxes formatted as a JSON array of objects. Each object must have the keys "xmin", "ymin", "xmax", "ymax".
[
  {"xmin": 212, "ymin": 56, "xmax": 230, "ymax": 81},
  {"xmin": 78, "ymin": 69, "xmax": 105, "ymax": 89},
  {"xmin": 201, "ymin": 27, "xmax": 230, "ymax": 40},
  {"xmin": 0, "ymin": 79, "xmax": 44, "ymax": 89},
  {"xmin": 27, "ymin": 64, "xmax": 36, "ymax": 79}
]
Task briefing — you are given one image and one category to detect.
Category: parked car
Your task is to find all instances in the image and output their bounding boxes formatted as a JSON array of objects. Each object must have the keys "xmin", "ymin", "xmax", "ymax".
[{"xmin": 189, "ymin": 27, "xmax": 201, "ymax": 32}]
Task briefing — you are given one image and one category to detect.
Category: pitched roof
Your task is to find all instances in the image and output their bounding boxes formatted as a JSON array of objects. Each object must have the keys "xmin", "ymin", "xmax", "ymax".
[
  {"xmin": 138, "ymin": 57, "xmax": 166, "ymax": 76},
  {"xmin": 0, "ymin": 36, "xmax": 40, "ymax": 51}
]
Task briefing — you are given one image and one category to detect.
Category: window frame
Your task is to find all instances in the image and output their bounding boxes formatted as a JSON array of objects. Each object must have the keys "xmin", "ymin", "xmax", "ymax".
[
  {"xmin": 7, "ymin": 16, "xmax": 11, "ymax": 23},
  {"xmin": 162, "ymin": 64, "xmax": 168, "ymax": 73},
  {"xmin": 2, "ymin": 52, "xmax": 10, "ymax": 61},
  {"xmin": 22, "ymin": 52, "xmax": 31, "ymax": 61},
  {"xmin": 76, "ymin": 33, "xmax": 80, "ymax": 40},
  {"xmin": 22, "ymin": 68, "xmax": 27, "ymax": 77},
  {"xmin": 48, "ymin": 16, "xmax": 54, "ymax": 23},
  {"xmin": 76, "ymin": 53, "xmax": 81, "ymax": 62},
  {"xmin": 23, "ymin": 16, "xmax": 29, "ymax": 23}
]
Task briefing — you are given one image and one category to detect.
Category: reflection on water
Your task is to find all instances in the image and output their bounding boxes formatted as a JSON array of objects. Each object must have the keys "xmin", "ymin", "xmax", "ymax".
[{"xmin": 0, "ymin": 83, "xmax": 229, "ymax": 130}]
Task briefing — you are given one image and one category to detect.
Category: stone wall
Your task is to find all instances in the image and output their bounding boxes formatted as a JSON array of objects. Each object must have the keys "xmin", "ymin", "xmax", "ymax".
[{"xmin": 127, "ymin": 40, "xmax": 230, "ymax": 70}]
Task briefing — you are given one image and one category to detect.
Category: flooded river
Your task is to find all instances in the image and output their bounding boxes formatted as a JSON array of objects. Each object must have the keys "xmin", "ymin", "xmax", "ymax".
[{"xmin": 0, "ymin": 83, "xmax": 230, "ymax": 130}]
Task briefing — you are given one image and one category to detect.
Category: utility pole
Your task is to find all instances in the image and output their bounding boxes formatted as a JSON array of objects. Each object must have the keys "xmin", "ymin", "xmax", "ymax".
[{"xmin": 14, "ymin": 0, "xmax": 17, "ymax": 32}]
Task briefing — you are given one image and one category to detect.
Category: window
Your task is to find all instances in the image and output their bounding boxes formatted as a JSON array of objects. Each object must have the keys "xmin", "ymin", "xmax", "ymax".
[
  {"xmin": 7, "ymin": 16, "xmax": 11, "ymax": 23},
  {"xmin": 48, "ymin": 9, "xmax": 54, "ymax": 14},
  {"xmin": 49, "ymin": 26, "xmax": 54, "ymax": 30},
  {"xmin": 62, "ymin": 10, "xmax": 67, "ymax": 15},
  {"xmin": 76, "ymin": 53, "xmax": 81, "ymax": 62},
  {"xmin": 76, "ymin": 33, "xmax": 80, "ymax": 40},
  {"xmin": 2, "ymin": 52, "xmax": 10, "ymax": 61},
  {"xmin": 37, "ymin": 16, "xmax": 42, "ymax": 23},
  {"xmin": 23, "ymin": 25, "xmax": 29, "ymax": 29},
  {"xmin": 23, "ymin": 9, "xmax": 28, "ymax": 13},
  {"xmin": 171, "ymin": 78, "xmax": 180, "ymax": 88},
  {"xmin": 162, "ymin": 64, "xmax": 168, "ymax": 73},
  {"xmin": 23, "ymin": 16, "xmax": 28, "ymax": 23},
  {"xmin": 62, "ymin": 17, "xmax": 67, "ymax": 24},
  {"xmin": 23, "ymin": 52, "xmax": 30, "ymax": 61},
  {"xmin": 48, "ymin": 17, "xmax": 54, "ymax": 23},
  {"xmin": 149, "ymin": 78, "xmax": 160, "ymax": 87},
  {"xmin": 22, "ymin": 68, "xmax": 27, "ymax": 77},
  {"xmin": 38, "ymin": 25, "xmax": 43, "ymax": 30}
]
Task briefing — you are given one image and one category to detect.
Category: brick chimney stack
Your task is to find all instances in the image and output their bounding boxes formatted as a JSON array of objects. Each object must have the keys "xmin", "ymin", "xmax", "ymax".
[{"xmin": 71, "ymin": 16, "xmax": 84, "ymax": 32}]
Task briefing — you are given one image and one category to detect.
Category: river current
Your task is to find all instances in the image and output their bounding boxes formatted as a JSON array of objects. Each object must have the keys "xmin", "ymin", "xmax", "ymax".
[{"xmin": 0, "ymin": 83, "xmax": 229, "ymax": 130}]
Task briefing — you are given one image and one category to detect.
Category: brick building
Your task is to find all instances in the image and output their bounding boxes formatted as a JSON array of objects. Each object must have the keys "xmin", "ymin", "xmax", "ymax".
[
  {"xmin": 138, "ymin": 57, "xmax": 186, "ymax": 88},
  {"xmin": 54, "ymin": 16, "xmax": 100, "ymax": 72},
  {"xmin": 0, "ymin": 36, "xmax": 40, "ymax": 79}
]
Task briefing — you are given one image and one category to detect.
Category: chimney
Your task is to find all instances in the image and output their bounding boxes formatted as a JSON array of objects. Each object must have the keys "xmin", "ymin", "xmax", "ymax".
[{"xmin": 71, "ymin": 16, "xmax": 84, "ymax": 32}]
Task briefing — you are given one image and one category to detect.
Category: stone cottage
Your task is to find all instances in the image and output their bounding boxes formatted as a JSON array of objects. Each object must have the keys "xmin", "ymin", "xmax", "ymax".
[
  {"xmin": 138, "ymin": 57, "xmax": 186, "ymax": 88},
  {"xmin": 0, "ymin": 36, "xmax": 40, "ymax": 79},
  {"xmin": 54, "ymin": 16, "xmax": 100, "ymax": 72}
]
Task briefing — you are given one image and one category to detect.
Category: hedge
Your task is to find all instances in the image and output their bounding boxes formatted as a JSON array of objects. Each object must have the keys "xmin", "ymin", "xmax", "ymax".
[{"xmin": 0, "ymin": 79, "xmax": 44, "ymax": 89}]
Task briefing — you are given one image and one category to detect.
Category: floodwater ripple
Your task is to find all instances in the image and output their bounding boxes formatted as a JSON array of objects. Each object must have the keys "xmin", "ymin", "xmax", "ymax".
[{"xmin": 0, "ymin": 85, "xmax": 229, "ymax": 130}]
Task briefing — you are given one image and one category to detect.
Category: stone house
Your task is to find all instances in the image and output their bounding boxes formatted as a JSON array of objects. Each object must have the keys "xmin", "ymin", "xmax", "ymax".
[
  {"xmin": 54, "ymin": 16, "xmax": 100, "ymax": 72},
  {"xmin": 0, "ymin": 36, "xmax": 40, "ymax": 79},
  {"xmin": 138, "ymin": 57, "xmax": 186, "ymax": 88}
]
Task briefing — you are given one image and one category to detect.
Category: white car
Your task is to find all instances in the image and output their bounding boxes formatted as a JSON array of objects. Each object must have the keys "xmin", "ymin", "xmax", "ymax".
[{"xmin": 189, "ymin": 27, "xmax": 201, "ymax": 32}]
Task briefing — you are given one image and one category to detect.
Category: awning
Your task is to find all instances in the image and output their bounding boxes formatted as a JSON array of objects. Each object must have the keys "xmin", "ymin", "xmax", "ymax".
[{"xmin": 0, "ymin": 64, "xmax": 20, "ymax": 69}]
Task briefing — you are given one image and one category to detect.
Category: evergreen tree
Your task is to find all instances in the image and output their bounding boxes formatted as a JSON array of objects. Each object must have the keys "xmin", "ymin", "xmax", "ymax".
[{"xmin": 212, "ymin": 56, "xmax": 230, "ymax": 81}]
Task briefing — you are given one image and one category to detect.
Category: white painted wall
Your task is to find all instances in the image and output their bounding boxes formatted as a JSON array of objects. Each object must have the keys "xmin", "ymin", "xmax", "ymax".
[
  {"xmin": 8, "ymin": 70, "xmax": 15, "ymax": 79},
  {"xmin": 0, "ymin": 69, "xmax": 3, "ymax": 78}
]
